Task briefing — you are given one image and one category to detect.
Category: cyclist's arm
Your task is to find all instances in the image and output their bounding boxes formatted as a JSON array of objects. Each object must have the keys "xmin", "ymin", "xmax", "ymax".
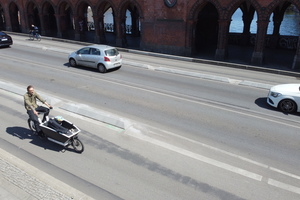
[{"xmin": 36, "ymin": 93, "xmax": 51, "ymax": 108}]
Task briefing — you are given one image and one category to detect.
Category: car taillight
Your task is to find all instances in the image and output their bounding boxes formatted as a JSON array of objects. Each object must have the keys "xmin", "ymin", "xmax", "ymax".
[
  {"xmin": 104, "ymin": 57, "xmax": 110, "ymax": 62},
  {"xmin": 120, "ymin": 54, "xmax": 122, "ymax": 59}
]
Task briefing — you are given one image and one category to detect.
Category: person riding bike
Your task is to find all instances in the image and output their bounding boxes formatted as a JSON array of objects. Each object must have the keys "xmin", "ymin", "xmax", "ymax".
[
  {"xmin": 30, "ymin": 24, "xmax": 39, "ymax": 37},
  {"xmin": 24, "ymin": 85, "xmax": 52, "ymax": 137}
]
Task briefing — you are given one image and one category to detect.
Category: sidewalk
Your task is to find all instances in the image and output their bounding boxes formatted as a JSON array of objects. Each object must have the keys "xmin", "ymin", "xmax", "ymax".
[{"xmin": 0, "ymin": 147, "xmax": 93, "ymax": 200}]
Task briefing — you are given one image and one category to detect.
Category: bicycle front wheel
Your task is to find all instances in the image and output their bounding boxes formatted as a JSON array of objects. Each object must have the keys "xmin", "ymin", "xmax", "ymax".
[
  {"xmin": 37, "ymin": 34, "xmax": 41, "ymax": 41},
  {"xmin": 72, "ymin": 138, "xmax": 84, "ymax": 153}
]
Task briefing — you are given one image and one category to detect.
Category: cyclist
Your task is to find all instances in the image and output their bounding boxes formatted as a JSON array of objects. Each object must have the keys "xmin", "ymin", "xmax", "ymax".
[
  {"xmin": 30, "ymin": 24, "xmax": 39, "ymax": 38},
  {"xmin": 24, "ymin": 85, "xmax": 52, "ymax": 137}
]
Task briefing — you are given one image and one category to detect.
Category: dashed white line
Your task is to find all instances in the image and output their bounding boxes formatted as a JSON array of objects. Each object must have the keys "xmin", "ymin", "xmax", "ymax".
[{"xmin": 268, "ymin": 179, "xmax": 300, "ymax": 195}]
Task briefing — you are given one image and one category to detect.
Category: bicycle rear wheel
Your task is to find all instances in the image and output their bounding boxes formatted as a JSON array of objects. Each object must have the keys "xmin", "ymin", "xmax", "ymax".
[
  {"xmin": 29, "ymin": 34, "xmax": 34, "ymax": 40},
  {"xmin": 28, "ymin": 119, "xmax": 36, "ymax": 132}
]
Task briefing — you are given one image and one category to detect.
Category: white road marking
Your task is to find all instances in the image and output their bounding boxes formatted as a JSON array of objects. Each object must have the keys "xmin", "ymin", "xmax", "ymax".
[
  {"xmin": 268, "ymin": 179, "xmax": 300, "ymax": 195},
  {"xmin": 270, "ymin": 167, "xmax": 300, "ymax": 180},
  {"xmin": 127, "ymin": 127, "xmax": 263, "ymax": 181},
  {"xmin": 155, "ymin": 128, "xmax": 269, "ymax": 168}
]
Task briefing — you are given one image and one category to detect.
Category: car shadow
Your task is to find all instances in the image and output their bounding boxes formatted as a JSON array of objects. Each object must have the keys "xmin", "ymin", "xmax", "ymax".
[
  {"xmin": 255, "ymin": 97, "xmax": 273, "ymax": 110},
  {"xmin": 255, "ymin": 97, "xmax": 300, "ymax": 116},
  {"xmin": 63, "ymin": 62, "xmax": 120, "ymax": 73},
  {"xmin": 0, "ymin": 46, "xmax": 11, "ymax": 49},
  {"xmin": 6, "ymin": 126, "xmax": 65, "ymax": 152}
]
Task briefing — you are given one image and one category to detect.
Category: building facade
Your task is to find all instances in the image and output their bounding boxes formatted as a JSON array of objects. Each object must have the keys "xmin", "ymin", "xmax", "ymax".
[{"xmin": 0, "ymin": 0, "xmax": 300, "ymax": 69}]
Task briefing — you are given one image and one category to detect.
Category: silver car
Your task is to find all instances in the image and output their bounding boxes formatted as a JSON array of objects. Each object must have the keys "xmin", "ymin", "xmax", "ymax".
[{"xmin": 68, "ymin": 45, "xmax": 122, "ymax": 73}]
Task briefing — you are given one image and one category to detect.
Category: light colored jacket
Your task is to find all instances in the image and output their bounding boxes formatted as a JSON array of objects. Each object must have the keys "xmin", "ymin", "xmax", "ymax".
[{"xmin": 24, "ymin": 92, "xmax": 45, "ymax": 110}]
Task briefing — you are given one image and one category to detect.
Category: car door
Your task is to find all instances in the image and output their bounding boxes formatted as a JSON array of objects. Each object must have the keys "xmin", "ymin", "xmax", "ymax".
[
  {"xmin": 76, "ymin": 47, "xmax": 92, "ymax": 67},
  {"xmin": 89, "ymin": 48, "xmax": 101, "ymax": 68}
]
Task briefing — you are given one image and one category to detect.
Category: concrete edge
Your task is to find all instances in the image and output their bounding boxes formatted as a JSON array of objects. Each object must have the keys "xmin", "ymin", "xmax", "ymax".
[
  {"xmin": 0, "ymin": 148, "xmax": 93, "ymax": 200},
  {"xmin": 0, "ymin": 80, "xmax": 128, "ymax": 130},
  {"xmin": 6, "ymin": 31, "xmax": 300, "ymax": 78}
]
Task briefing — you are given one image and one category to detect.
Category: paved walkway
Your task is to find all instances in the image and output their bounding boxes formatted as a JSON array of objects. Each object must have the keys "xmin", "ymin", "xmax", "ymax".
[{"xmin": 0, "ymin": 148, "xmax": 92, "ymax": 200}]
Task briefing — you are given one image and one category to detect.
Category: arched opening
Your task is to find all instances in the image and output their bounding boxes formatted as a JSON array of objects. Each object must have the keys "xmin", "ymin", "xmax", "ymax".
[
  {"xmin": 228, "ymin": 2, "xmax": 257, "ymax": 64},
  {"xmin": 0, "ymin": 4, "xmax": 5, "ymax": 30},
  {"xmin": 104, "ymin": 7, "xmax": 114, "ymax": 33},
  {"xmin": 27, "ymin": 1, "xmax": 40, "ymax": 32},
  {"xmin": 119, "ymin": 2, "xmax": 141, "ymax": 48},
  {"xmin": 77, "ymin": 2, "xmax": 94, "ymax": 42},
  {"xmin": 264, "ymin": 2, "xmax": 300, "ymax": 69},
  {"xmin": 58, "ymin": 2, "xmax": 74, "ymax": 39},
  {"xmin": 98, "ymin": 3, "xmax": 114, "ymax": 44},
  {"xmin": 194, "ymin": 3, "xmax": 219, "ymax": 58},
  {"xmin": 9, "ymin": 2, "xmax": 21, "ymax": 32},
  {"xmin": 42, "ymin": 2, "xmax": 57, "ymax": 36}
]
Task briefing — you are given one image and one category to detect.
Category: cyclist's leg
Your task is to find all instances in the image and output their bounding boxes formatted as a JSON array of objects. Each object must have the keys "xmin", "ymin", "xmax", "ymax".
[
  {"xmin": 35, "ymin": 106, "xmax": 50, "ymax": 121},
  {"xmin": 27, "ymin": 110, "xmax": 41, "ymax": 133}
]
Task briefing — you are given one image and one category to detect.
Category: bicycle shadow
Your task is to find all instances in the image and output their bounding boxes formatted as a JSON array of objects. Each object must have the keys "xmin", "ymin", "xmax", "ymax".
[{"xmin": 6, "ymin": 126, "xmax": 64, "ymax": 152}]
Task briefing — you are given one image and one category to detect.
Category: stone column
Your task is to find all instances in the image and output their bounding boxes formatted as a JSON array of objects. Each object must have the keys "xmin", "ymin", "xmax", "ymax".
[
  {"xmin": 215, "ymin": 19, "xmax": 231, "ymax": 60},
  {"xmin": 114, "ymin": 16, "xmax": 123, "ymax": 47},
  {"xmin": 19, "ymin": 10, "xmax": 26, "ymax": 33},
  {"xmin": 251, "ymin": 19, "xmax": 269, "ymax": 65},
  {"xmin": 39, "ymin": 14, "xmax": 46, "ymax": 35},
  {"xmin": 292, "ymin": 36, "xmax": 300, "ymax": 69},
  {"xmin": 93, "ymin": 15, "xmax": 100, "ymax": 43},
  {"xmin": 54, "ymin": 14, "xmax": 62, "ymax": 38},
  {"xmin": 98, "ymin": 15, "xmax": 106, "ymax": 44},
  {"xmin": 241, "ymin": 11, "xmax": 254, "ymax": 45},
  {"xmin": 269, "ymin": 11, "xmax": 284, "ymax": 48},
  {"xmin": 131, "ymin": 10, "xmax": 140, "ymax": 36},
  {"xmin": 73, "ymin": 15, "xmax": 81, "ymax": 41},
  {"xmin": 4, "ymin": 5, "xmax": 12, "ymax": 31}
]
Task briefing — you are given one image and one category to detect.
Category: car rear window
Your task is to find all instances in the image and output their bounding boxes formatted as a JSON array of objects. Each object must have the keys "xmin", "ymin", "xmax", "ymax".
[
  {"xmin": 0, "ymin": 32, "xmax": 6, "ymax": 36},
  {"xmin": 105, "ymin": 48, "xmax": 119, "ymax": 56}
]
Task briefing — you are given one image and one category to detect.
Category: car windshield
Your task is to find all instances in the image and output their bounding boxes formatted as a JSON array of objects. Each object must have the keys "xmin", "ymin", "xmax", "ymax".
[{"xmin": 105, "ymin": 48, "xmax": 119, "ymax": 56}]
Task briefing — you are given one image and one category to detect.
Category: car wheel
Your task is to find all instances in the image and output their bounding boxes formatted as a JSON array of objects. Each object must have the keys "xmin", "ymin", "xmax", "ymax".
[
  {"xmin": 69, "ymin": 58, "xmax": 77, "ymax": 67},
  {"xmin": 278, "ymin": 99, "xmax": 297, "ymax": 113},
  {"xmin": 98, "ymin": 64, "xmax": 107, "ymax": 73}
]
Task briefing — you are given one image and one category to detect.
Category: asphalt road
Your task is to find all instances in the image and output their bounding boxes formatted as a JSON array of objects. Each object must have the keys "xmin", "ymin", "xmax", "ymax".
[{"xmin": 0, "ymin": 35, "xmax": 300, "ymax": 199}]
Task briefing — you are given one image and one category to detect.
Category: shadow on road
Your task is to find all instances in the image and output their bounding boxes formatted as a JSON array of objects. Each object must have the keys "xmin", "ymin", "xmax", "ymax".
[
  {"xmin": 6, "ymin": 126, "xmax": 64, "ymax": 152},
  {"xmin": 255, "ymin": 97, "xmax": 300, "ymax": 116},
  {"xmin": 255, "ymin": 97, "xmax": 272, "ymax": 110},
  {"xmin": 63, "ymin": 62, "xmax": 121, "ymax": 73}
]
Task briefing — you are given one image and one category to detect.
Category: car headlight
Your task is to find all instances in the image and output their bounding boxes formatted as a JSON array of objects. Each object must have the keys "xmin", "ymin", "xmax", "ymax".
[{"xmin": 270, "ymin": 92, "xmax": 282, "ymax": 98}]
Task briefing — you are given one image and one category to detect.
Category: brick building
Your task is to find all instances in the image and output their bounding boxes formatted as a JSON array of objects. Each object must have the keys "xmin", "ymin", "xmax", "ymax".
[{"xmin": 0, "ymin": 0, "xmax": 300, "ymax": 69}]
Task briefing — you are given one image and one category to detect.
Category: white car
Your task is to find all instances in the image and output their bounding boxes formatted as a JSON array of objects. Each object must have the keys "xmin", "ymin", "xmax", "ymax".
[
  {"xmin": 68, "ymin": 45, "xmax": 122, "ymax": 73},
  {"xmin": 267, "ymin": 84, "xmax": 300, "ymax": 113}
]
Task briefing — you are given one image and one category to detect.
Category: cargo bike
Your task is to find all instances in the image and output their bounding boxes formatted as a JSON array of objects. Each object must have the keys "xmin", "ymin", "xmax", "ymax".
[{"xmin": 28, "ymin": 110, "xmax": 84, "ymax": 153}]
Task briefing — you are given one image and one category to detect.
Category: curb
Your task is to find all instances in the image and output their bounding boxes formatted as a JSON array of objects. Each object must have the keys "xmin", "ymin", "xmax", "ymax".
[{"xmin": 0, "ymin": 80, "xmax": 128, "ymax": 130}]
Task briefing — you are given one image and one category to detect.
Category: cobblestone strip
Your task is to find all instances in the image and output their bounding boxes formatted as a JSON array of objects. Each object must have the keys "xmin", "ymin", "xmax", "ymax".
[{"xmin": 0, "ymin": 158, "xmax": 71, "ymax": 200}]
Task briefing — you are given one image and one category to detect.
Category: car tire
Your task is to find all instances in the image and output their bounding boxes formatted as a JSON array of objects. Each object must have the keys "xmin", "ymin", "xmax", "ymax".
[
  {"xmin": 278, "ymin": 99, "xmax": 297, "ymax": 113},
  {"xmin": 98, "ymin": 64, "xmax": 107, "ymax": 73},
  {"xmin": 69, "ymin": 58, "xmax": 77, "ymax": 67}
]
